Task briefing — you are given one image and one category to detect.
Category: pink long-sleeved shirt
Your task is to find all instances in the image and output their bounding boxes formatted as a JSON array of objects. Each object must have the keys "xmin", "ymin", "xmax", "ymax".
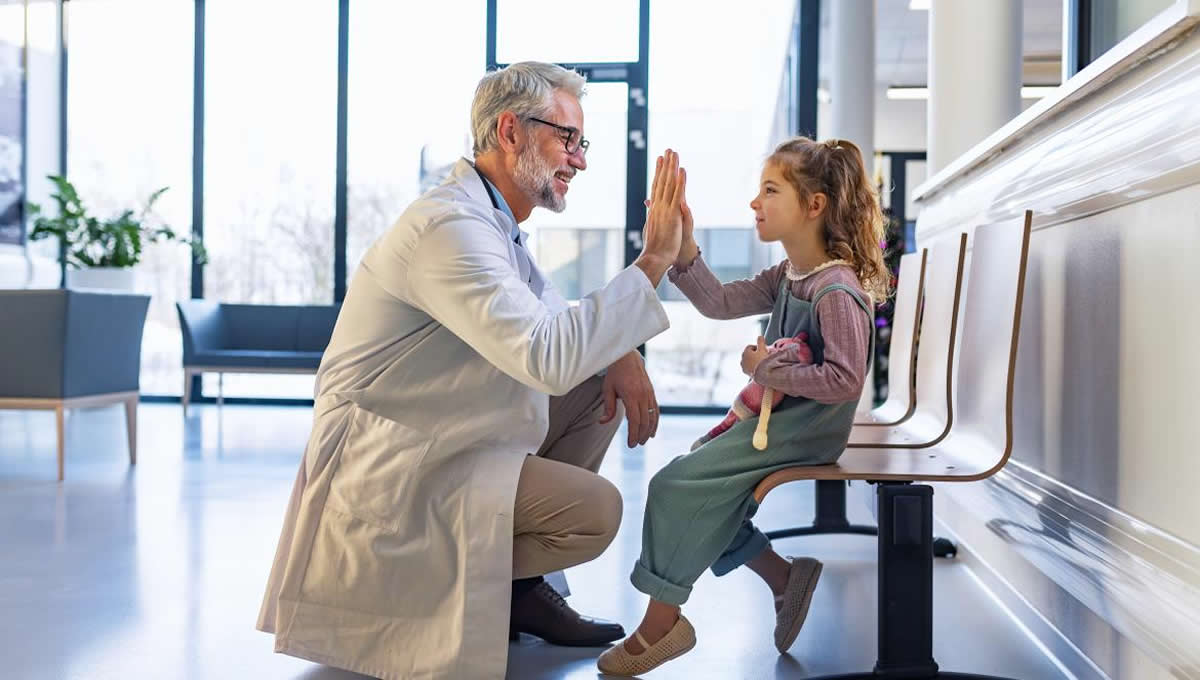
[{"xmin": 668, "ymin": 253, "xmax": 873, "ymax": 404}]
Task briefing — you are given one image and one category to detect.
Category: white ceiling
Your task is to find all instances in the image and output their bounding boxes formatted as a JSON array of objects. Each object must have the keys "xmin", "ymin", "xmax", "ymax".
[{"xmin": 819, "ymin": 0, "xmax": 1065, "ymax": 87}]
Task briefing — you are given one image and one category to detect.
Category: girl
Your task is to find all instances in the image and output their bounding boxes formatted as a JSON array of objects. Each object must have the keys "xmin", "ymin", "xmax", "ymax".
[{"xmin": 598, "ymin": 137, "xmax": 890, "ymax": 676}]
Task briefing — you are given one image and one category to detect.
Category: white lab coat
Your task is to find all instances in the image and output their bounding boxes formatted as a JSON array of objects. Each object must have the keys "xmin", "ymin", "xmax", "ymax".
[{"xmin": 257, "ymin": 159, "xmax": 670, "ymax": 679}]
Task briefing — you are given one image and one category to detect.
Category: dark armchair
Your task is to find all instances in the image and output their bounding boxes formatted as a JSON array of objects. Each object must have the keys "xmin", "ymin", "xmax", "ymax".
[{"xmin": 0, "ymin": 289, "xmax": 150, "ymax": 480}]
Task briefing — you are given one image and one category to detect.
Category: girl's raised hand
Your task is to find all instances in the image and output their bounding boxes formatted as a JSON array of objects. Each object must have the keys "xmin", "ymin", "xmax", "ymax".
[{"xmin": 640, "ymin": 149, "xmax": 685, "ymax": 266}]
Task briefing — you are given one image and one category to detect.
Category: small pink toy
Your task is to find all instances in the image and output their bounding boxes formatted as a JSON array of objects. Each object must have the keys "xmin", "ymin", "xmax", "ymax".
[{"xmin": 692, "ymin": 332, "xmax": 814, "ymax": 452}]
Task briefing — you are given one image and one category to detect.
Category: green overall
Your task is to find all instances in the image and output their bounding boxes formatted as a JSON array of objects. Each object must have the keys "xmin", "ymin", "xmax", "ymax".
[{"xmin": 630, "ymin": 279, "xmax": 873, "ymax": 606}]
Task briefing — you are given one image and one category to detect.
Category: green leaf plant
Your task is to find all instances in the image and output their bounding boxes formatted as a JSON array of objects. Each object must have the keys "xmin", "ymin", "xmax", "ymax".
[{"xmin": 27, "ymin": 175, "xmax": 207, "ymax": 269}]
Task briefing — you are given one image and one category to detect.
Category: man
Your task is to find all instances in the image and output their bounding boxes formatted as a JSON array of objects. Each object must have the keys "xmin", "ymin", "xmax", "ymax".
[{"xmin": 257, "ymin": 62, "xmax": 686, "ymax": 679}]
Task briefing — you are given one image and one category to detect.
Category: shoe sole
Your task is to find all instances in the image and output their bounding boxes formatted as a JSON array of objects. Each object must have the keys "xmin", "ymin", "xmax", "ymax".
[
  {"xmin": 776, "ymin": 559, "xmax": 823, "ymax": 653},
  {"xmin": 597, "ymin": 636, "xmax": 698, "ymax": 676},
  {"xmin": 659, "ymin": 635, "xmax": 698, "ymax": 666}
]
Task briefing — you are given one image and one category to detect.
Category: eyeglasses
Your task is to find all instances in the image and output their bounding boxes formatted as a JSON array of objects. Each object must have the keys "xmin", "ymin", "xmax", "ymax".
[{"xmin": 527, "ymin": 117, "xmax": 590, "ymax": 156}]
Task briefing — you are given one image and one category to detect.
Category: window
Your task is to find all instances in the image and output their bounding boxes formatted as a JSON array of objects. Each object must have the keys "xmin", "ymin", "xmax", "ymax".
[
  {"xmin": 67, "ymin": 0, "xmax": 193, "ymax": 396},
  {"xmin": 203, "ymin": 0, "xmax": 336, "ymax": 308},
  {"xmin": 1086, "ymin": 0, "xmax": 1175, "ymax": 63},
  {"xmin": 524, "ymin": 81, "xmax": 628, "ymax": 301},
  {"xmin": 535, "ymin": 228, "xmax": 623, "ymax": 300},
  {"xmin": 645, "ymin": 0, "xmax": 796, "ymax": 407},
  {"xmin": 657, "ymin": 229, "xmax": 758, "ymax": 303},
  {"xmin": 0, "ymin": 1, "xmax": 23, "ymax": 247},
  {"xmin": 496, "ymin": 0, "xmax": 640, "ymax": 64},
  {"xmin": 346, "ymin": 0, "xmax": 485, "ymax": 286},
  {"xmin": 202, "ymin": 0, "xmax": 337, "ymax": 398}
]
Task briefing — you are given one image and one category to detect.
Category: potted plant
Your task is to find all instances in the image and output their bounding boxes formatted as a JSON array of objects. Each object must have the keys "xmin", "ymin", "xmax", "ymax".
[{"xmin": 27, "ymin": 175, "xmax": 206, "ymax": 291}]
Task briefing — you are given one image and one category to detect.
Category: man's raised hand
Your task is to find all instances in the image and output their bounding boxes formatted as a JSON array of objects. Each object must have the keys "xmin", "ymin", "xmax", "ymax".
[{"xmin": 633, "ymin": 149, "xmax": 686, "ymax": 287}]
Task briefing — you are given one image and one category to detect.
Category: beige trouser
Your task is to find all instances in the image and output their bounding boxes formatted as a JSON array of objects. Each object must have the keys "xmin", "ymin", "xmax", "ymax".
[{"xmin": 512, "ymin": 375, "xmax": 625, "ymax": 579}]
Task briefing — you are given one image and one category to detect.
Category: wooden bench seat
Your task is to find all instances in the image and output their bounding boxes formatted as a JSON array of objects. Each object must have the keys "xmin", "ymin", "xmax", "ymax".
[
  {"xmin": 854, "ymin": 249, "xmax": 926, "ymax": 427},
  {"xmin": 846, "ymin": 234, "xmax": 968, "ymax": 449}
]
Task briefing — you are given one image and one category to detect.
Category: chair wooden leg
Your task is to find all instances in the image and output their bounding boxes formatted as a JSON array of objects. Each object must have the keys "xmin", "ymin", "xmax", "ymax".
[
  {"xmin": 182, "ymin": 371, "xmax": 192, "ymax": 417},
  {"xmin": 125, "ymin": 395, "xmax": 138, "ymax": 465},
  {"xmin": 55, "ymin": 405, "xmax": 65, "ymax": 482}
]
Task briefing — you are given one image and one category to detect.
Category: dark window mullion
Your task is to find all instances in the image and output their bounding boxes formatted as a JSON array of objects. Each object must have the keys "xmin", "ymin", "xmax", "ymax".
[
  {"xmin": 334, "ymin": 0, "xmax": 348, "ymax": 302},
  {"xmin": 191, "ymin": 0, "xmax": 205, "ymax": 399},
  {"xmin": 1065, "ymin": 0, "xmax": 1093, "ymax": 78},
  {"xmin": 485, "ymin": 0, "xmax": 497, "ymax": 69},
  {"xmin": 191, "ymin": 0, "xmax": 204, "ymax": 300},
  {"xmin": 796, "ymin": 0, "xmax": 820, "ymax": 138},
  {"xmin": 57, "ymin": 0, "xmax": 68, "ymax": 287}
]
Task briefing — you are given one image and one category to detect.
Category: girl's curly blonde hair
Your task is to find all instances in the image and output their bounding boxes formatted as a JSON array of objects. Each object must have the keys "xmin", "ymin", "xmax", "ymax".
[{"xmin": 767, "ymin": 136, "xmax": 891, "ymax": 303}]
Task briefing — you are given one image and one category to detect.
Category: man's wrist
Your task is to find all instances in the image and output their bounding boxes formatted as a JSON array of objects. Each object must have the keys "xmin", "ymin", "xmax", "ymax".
[{"xmin": 634, "ymin": 254, "xmax": 672, "ymax": 288}]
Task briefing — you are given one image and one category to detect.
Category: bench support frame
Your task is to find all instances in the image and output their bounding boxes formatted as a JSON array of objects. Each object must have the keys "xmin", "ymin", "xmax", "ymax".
[
  {"xmin": 795, "ymin": 482, "xmax": 1015, "ymax": 680},
  {"xmin": 765, "ymin": 480, "xmax": 878, "ymax": 540},
  {"xmin": 765, "ymin": 480, "xmax": 957, "ymax": 558},
  {"xmin": 182, "ymin": 367, "xmax": 318, "ymax": 416}
]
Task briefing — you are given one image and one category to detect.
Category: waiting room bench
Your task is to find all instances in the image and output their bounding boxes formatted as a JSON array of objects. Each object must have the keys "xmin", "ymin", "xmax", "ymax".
[
  {"xmin": 176, "ymin": 301, "xmax": 340, "ymax": 414},
  {"xmin": 847, "ymin": 234, "xmax": 967, "ymax": 449},
  {"xmin": 754, "ymin": 212, "xmax": 1033, "ymax": 679},
  {"xmin": 855, "ymin": 249, "xmax": 927, "ymax": 427},
  {"xmin": 766, "ymin": 239, "xmax": 966, "ymax": 556}
]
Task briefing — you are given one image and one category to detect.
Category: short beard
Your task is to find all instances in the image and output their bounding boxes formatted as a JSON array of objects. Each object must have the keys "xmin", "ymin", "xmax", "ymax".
[{"xmin": 514, "ymin": 143, "xmax": 566, "ymax": 213}]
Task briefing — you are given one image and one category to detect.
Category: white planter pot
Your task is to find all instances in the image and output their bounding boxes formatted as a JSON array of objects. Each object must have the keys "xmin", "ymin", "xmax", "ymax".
[{"xmin": 66, "ymin": 267, "xmax": 138, "ymax": 292}]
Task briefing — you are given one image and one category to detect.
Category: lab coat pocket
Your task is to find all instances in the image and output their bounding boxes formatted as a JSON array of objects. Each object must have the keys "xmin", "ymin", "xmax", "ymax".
[{"xmin": 327, "ymin": 404, "xmax": 435, "ymax": 534}]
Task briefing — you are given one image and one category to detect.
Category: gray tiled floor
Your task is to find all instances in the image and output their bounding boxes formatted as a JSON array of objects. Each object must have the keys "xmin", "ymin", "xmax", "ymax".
[{"xmin": 0, "ymin": 404, "xmax": 1066, "ymax": 679}]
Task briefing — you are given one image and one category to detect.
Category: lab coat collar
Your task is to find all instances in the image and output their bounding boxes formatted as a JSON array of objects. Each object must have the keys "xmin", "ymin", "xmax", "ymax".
[{"xmin": 451, "ymin": 158, "xmax": 529, "ymax": 245}]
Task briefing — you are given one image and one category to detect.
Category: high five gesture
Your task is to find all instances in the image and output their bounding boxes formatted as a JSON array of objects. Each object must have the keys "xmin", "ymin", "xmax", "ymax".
[{"xmin": 633, "ymin": 149, "xmax": 687, "ymax": 287}]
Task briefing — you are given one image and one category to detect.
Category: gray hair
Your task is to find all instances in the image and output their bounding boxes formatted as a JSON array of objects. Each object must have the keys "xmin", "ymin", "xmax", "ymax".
[{"xmin": 471, "ymin": 62, "xmax": 587, "ymax": 155}]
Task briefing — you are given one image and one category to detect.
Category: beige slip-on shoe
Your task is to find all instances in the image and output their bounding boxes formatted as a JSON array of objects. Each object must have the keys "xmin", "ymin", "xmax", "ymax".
[
  {"xmin": 774, "ymin": 557, "xmax": 823, "ymax": 653},
  {"xmin": 596, "ymin": 614, "xmax": 697, "ymax": 676}
]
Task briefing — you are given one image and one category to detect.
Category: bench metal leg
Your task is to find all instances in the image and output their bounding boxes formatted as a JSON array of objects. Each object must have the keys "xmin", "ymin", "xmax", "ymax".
[
  {"xmin": 765, "ymin": 480, "xmax": 957, "ymax": 558},
  {"xmin": 800, "ymin": 483, "xmax": 1015, "ymax": 680}
]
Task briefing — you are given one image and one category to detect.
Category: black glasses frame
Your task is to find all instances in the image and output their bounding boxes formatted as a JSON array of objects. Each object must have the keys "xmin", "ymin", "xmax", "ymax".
[{"xmin": 527, "ymin": 117, "xmax": 590, "ymax": 156}]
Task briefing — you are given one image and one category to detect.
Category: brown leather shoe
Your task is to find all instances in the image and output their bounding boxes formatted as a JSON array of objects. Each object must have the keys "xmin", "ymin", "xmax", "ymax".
[{"xmin": 509, "ymin": 581, "xmax": 625, "ymax": 647}]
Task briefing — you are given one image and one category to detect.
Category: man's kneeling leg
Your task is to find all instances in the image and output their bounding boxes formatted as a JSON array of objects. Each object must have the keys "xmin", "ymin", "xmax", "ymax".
[{"xmin": 510, "ymin": 455, "xmax": 624, "ymax": 646}]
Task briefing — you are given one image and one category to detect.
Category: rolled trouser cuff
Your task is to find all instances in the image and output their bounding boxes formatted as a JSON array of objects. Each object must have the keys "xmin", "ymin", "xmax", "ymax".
[
  {"xmin": 630, "ymin": 559, "xmax": 693, "ymax": 606},
  {"xmin": 711, "ymin": 525, "xmax": 770, "ymax": 577}
]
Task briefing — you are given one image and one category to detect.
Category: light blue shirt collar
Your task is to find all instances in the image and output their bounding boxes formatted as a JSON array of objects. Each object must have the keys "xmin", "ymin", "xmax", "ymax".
[{"xmin": 476, "ymin": 170, "xmax": 519, "ymax": 241}]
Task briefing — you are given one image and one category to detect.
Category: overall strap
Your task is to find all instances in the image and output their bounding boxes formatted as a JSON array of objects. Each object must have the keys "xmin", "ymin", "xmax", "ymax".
[
  {"xmin": 776, "ymin": 274, "xmax": 791, "ymax": 299},
  {"xmin": 809, "ymin": 283, "xmax": 875, "ymax": 371},
  {"xmin": 811, "ymin": 283, "xmax": 872, "ymax": 315},
  {"xmin": 764, "ymin": 275, "xmax": 792, "ymax": 342}
]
